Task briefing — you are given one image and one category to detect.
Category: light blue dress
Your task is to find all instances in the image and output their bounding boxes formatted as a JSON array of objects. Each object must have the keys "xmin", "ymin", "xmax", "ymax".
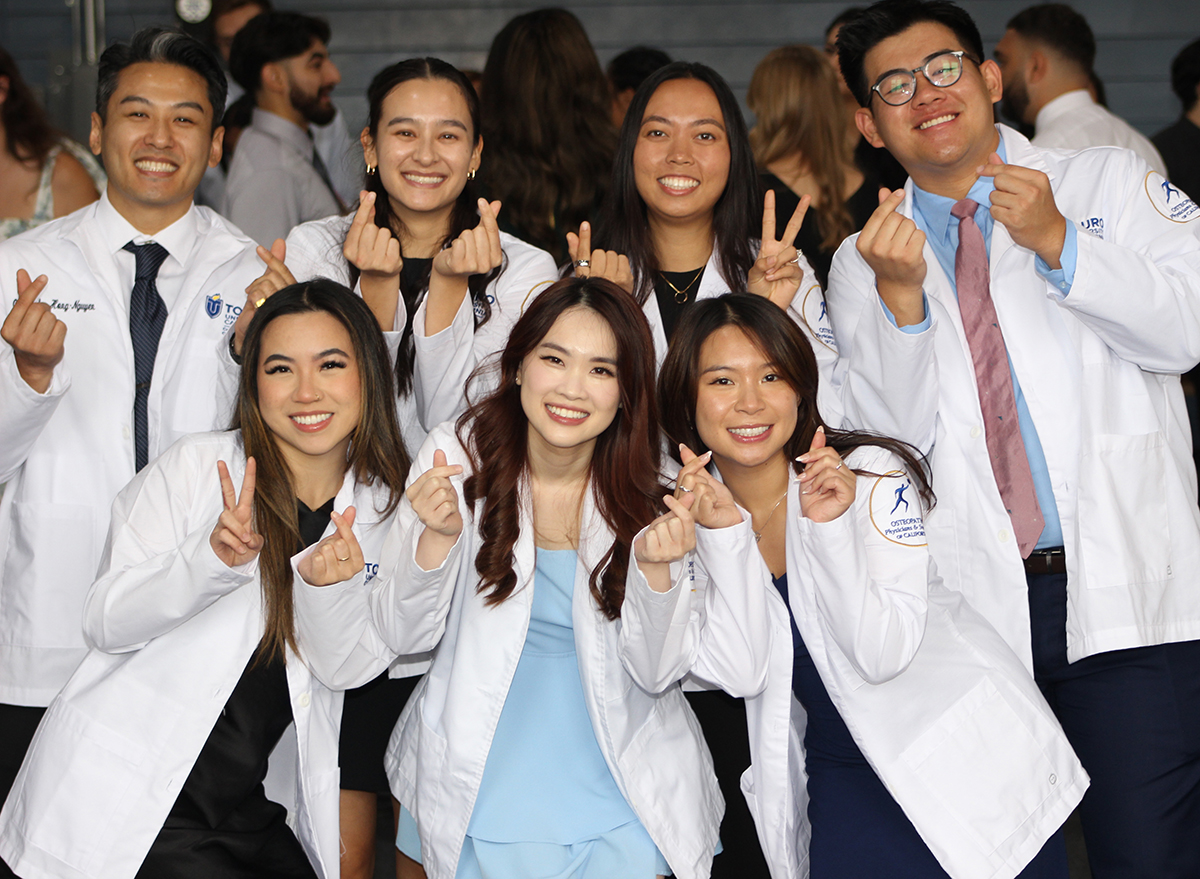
[{"xmin": 397, "ymin": 548, "xmax": 670, "ymax": 878}]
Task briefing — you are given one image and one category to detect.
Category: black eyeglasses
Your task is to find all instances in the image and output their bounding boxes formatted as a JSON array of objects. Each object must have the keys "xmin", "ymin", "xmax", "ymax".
[{"xmin": 870, "ymin": 51, "xmax": 977, "ymax": 106}]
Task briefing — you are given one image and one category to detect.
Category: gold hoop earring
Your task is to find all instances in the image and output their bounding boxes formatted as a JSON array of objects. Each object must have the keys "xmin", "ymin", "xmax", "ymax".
[
  {"xmin": 366, "ymin": 164, "xmax": 376, "ymax": 176},
  {"xmin": 467, "ymin": 168, "xmax": 477, "ymax": 180}
]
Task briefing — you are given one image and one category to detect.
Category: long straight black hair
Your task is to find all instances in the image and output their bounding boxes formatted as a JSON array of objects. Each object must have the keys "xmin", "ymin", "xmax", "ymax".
[
  {"xmin": 658, "ymin": 293, "xmax": 934, "ymax": 508},
  {"xmin": 353, "ymin": 57, "xmax": 503, "ymax": 396},
  {"xmin": 593, "ymin": 61, "xmax": 760, "ymax": 306}
]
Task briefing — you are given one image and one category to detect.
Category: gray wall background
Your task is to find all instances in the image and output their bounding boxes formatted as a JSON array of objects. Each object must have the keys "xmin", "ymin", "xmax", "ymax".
[{"xmin": 3, "ymin": 0, "xmax": 1199, "ymax": 147}]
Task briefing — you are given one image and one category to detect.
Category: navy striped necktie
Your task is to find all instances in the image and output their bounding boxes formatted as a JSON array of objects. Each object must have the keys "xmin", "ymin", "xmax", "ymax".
[{"xmin": 123, "ymin": 240, "xmax": 170, "ymax": 472}]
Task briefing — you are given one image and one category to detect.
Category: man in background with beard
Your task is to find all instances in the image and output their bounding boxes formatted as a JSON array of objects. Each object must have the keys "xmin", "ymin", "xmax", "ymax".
[
  {"xmin": 221, "ymin": 11, "xmax": 345, "ymax": 247},
  {"xmin": 992, "ymin": 3, "xmax": 1166, "ymax": 176}
]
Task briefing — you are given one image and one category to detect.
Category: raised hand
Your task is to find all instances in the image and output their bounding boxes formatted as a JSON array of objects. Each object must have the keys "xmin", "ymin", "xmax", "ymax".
[
  {"xmin": 432, "ymin": 198, "xmax": 503, "ymax": 282},
  {"xmin": 407, "ymin": 450, "xmax": 464, "ymax": 535},
  {"xmin": 856, "ymin": 188, "xmax": 927, "ymax": 326},
  {"xmin": 234, "ymin": 239, "xmax": 296, "ymax": 355},
  {"xmin": 796, "ymin": 426, "xmax": 855, "ymax": 523},
  {"xmin": 210, "ymin": 458, "xmax": 264, "ymax": 568},
  {"xmin": 674, "ymin": 445, "xmax": 742, "ymax": 530},
  {"xmin": 344, "ymin": 191, "xmax": 402, "ymax": 330},
  {"xmin": 977, "ymin": 152, "xmax": 1067, "ymax": 268},
  {"xmin": 566, "ymin": 221, "xmax": 634, "ymax": 294},
  {"xmin": 634, "ymin": 493, "xmax": 697, "ymax": 592},
  {"xmin": 298, "ymin": 507, "xmax": 365, "ymax": 586},
  {"xmin": 748, "ymin": 190, "xmax": 812, "ymax": 309},
  {"xmin": 1, "ymin": 269, "xmax": 66, "ymax": 394}
]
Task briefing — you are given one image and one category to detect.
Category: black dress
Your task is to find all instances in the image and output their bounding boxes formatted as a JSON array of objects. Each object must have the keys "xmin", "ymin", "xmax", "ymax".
[{"xmin": 134, "ymin": 498, "xmax": 338, "ymax": 879}]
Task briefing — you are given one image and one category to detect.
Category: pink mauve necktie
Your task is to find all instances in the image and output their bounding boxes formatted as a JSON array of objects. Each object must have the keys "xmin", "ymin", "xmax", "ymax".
[{"xmin": 951, "ymin": 197, "xmax": 1044, "ymax": 558}]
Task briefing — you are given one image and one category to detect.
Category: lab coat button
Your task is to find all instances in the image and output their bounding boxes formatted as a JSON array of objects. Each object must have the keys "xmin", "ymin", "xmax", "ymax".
[
  {"xmin": 998, "ymin": 529, "xmax": 1010, "ymax": 542},
  {"xmin": 122, "ymin": 426, "xmax": 131, "ymax": 440},
  {"xmin": 970, "ymin": 426, "xmax": 981, "ymax": 439},
  {"xmin": 297, "ymin": 693, "xmax": 310, "ymax": 708},
  {"xmin": 1049, "ymin": 773, "xmax": 1057, "ymax": 785}
]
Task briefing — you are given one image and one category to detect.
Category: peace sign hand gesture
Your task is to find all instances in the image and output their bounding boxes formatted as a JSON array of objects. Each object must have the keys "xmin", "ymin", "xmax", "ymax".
[
  {"xmin": 344, "ymin": 191, "xmax": 402, "ymax": 330},
  {"xmin": 210, "ymin": 458, "xmax": 264, "ymax": 568},
  {"xmin": 298, "ymin": 507, "xmax": 365, "ymax": 586},
  {"xmin": 1, "ymin": 269, "xmax": 65, "ymax": 394},
  {"xmin": 747, "ymin": 190, "xmax": 811, "ymax": 309}
]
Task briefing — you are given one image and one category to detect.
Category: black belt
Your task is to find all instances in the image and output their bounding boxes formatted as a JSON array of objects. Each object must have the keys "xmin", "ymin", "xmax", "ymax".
[{"xmin": 1024, "ymin": 546, "xmax": 1066, "ymax": 576}]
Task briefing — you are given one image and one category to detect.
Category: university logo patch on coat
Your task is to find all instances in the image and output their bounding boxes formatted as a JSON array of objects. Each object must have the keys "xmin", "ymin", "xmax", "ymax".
[
  {"xmin": 802, "ymin": 284, "xmax": 838, "ymax": 352},
  {"xmin": 1145, "ymin": 173, "xmax": 1200, "ymax": 223},
  {"xmin": 205, "ymin": 292, "xmax": 222, "ymax": 319},
  {"xmin": 869, "ymin": 471, "xmax": 926, "ymax": 546}
]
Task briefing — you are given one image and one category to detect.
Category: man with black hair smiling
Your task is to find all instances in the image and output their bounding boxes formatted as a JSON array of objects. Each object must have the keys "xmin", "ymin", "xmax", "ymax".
[
  {"xmin": 829, "ymin": 1, "xmax": 1200, "ymax": 875},
  {"xmin": 0, "ymin": 30, "xmax": 264, "ymax": 874},
  {"xmin": 221, "ymin": 11, "xmax": 344, "ymax": 247}
]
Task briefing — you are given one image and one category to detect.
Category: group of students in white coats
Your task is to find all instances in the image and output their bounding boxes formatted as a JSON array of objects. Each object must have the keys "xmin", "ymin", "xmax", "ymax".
[{"xmin": 5, "ymin": 0, "xmax": 1200, "ymax": 876}]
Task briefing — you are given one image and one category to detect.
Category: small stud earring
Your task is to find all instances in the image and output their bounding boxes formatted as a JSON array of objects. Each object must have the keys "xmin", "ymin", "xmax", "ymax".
[
  {"xmin": 467, "ymin": 168, "xmax": 477, "ymax": 180},
  {"xmin": 515, "ymin": 375, "xmax": 521, "ymax": 386},
  {"xmin": 366, "ymin": 164, "xmax": 376, "ymax": 175}
]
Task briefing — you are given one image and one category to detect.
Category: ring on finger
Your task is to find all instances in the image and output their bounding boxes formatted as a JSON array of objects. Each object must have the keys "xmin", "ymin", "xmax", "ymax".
[
  {"xmin": 834, "ymin": 460, "xmax": 843, "ymax": 470},
  {"xmin": 679, "ymin": 485, "xmax": 693, "ymax": 493},
  {"xmin": 336, "ymin": 555, "xmax": 351, "ymax": 562},
  {"xmin": 255, "ymin": 297, "xmax": 266, "ymax": 308},
  {"xmin": 792, "ymin": 253, "xmax": 803, "ymax": 266},
  {"xmin": 574, "ymin": 259, "xmax": 590, "ymax": 268}
]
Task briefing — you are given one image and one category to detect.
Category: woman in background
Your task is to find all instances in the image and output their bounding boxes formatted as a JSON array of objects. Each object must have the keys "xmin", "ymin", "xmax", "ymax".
[
  {"xmin": 0, "ymin": 46, "xmax": 103, "ymax": 241},
  {"xmin": 748, "ymin": 45, "xmax": 878, "ymax": 287},
  {"xmin": 480, "ymin": 9, "xmax": 617, "ymax": 264}
]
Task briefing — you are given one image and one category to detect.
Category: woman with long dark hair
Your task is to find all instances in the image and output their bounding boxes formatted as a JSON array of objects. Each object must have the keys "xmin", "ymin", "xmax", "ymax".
[
  {"xmin": 570, "ymin": 60, "xmax": 830, "ymax": 876},
  {"xmin": 479, "ymin": 9, "xmax": 617, "ymax": 264},
  {"xmin": 0, "ymin": 46, "xmax": 103, "ymax": 241},
  {"xmin": 645, "ymin": 293, "xmax": 1085, "ymax": 879},
  {"xmin": 298, "ymin": 277, "xmax": 722, "ymax": 879},
  {"xmin": 0, "ymin": 280, "xmax": 432, "ymax": 879}
]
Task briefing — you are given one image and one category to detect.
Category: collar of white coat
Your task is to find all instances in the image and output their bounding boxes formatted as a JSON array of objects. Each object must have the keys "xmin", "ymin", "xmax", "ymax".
[
  {"xmin": 1034, "ymin": 89, "xmax": 1095, "ymax": 132},
  {"xmin": 91, "ymin": 190, "xmax": 199, "ymax": 267}
]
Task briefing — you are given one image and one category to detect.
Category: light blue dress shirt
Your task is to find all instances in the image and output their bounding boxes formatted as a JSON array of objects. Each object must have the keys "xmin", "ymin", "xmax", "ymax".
[{"xmin": 885, "ymin": 137, "xmax": 1075, "ymax": 548}]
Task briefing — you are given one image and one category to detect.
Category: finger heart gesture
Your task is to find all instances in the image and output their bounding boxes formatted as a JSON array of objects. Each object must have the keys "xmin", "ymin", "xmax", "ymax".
[
  {"xmin": 675, "ymin": 444, "xmax": 742, "ymax": 530},
  {"xmin": 298, "ymin": 507, "xmax": 365, "ymax": 587},
  {"xmin": 406, "ymin": 449, "xmax": 464, "ymax": 538},
  {"xmin": 566, "ymin": 221, "xmax": 634, "ymax": 294},
  {"xmin": 796, "ymin": 426, "xmax": 855, "ymax": 523},
  {"xmin": 432, "ymin": 198, "xmax": 503, "ymax": 281},
  {"xmin": 748, "ymin": 190, "xmax": 812, "ymax": 309},
  {"xmin": 210, "ymin": 458, "xmax": 264, "ymax": 568},
  {"xmin": 2, "ymin": 269, "xmax": 66, "ymax": 394},
  {"xmin": 235, "ymin": 239, "xmax": 296, "ymax": 355},
  {"xmin": 635, "ymin": 493, "xmax": 697, "ymax": 568}
]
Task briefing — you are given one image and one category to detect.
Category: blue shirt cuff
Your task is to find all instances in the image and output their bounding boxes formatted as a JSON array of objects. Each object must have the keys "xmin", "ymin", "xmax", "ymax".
[
  {"xmin": 1035, "ymin": 223, "xmax": 1077, "ymax": 297},
  {"xmin": 880, "ymin": 291, "xmax": 932, "ymax": 334}
]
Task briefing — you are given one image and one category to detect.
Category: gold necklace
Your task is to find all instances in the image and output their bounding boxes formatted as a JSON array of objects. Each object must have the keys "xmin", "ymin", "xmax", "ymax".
[
  {"xmin": 661, "ymin": 267, "xmax": 705, "ymax": 304},
  {"xmin": 752, "ymin": 491, "xmax": 788, "ymax": 542}
]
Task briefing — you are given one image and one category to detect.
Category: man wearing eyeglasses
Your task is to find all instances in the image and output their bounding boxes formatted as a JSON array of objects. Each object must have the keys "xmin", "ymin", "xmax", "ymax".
[{"xmin": 828, "ymin": 1, "xmax": 1200, "ymax": 876}]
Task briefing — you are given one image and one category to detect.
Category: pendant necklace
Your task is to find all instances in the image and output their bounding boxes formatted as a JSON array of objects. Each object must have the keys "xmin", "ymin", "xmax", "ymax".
[
  {"xmin": 752, "ymin": 491, "xmax": 788, "ymax": 542},
  {"xmin": 661, "ymin": 267, "xmax": 705, "ymax": 304}
]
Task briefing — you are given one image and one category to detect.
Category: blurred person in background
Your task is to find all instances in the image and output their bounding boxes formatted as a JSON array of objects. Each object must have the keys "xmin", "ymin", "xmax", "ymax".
[
  {"xmin": 993, "ymin": 3, "xmax": 1167, "ymax": 175},
  {"xmin": 607, "ymin": 46, "xmax": 672, "ymax": 129},
  {"xmin": 480, "ymin": 8, "xmax": 617, "ymax": 265},
  {"xmin": 749, "ymin": 44, "xmax": 880, "ymax": 288},
  {"xmin": 1154, "ymin": 37, "xmax": 1200, "ymax": 200},
  {"xmin": 223, "ymin": 11, "xmax": 346, "ymax": 247},
  {"xmin": 824, "ymin": 7, "xmax": 908, "ymax": 191},
  {"xmin": 0, "ymin": 46, "xmax": 103, "ymax": 242}
]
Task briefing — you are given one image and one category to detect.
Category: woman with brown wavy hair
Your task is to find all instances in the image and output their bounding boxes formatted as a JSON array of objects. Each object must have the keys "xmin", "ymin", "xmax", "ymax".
[
  {"xmin": 0, "ymin": 46, "xmax": 103, "ymax": 241},
  {"xmin": 301, "ymin": 277, "xmax": 722, "ymax": 879},
  {"xmin": 0, "ymin": 280, "xmax": 433, "ymax": 879},
  {"xmin": 479, "ymin": 9, "xmax": 617, "ymax": 264},
  {"xmin": 748, "ymin": 45, "xmax": 878, "ymax": 287}
]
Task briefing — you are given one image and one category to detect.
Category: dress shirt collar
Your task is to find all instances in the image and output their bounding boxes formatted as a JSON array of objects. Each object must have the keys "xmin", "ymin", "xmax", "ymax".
[
  {"xmin": 1035, "ymin": 89, "xmax": 1094, "ymax": 132},
  {"xmin": 911, "ymin": 134, "xmax": 1007, "ymax": 245},
  {"xmin": 96, "ymin": 190, "xmax": 199, "ymax": 268},
  {"xmin": 249, "ymin": 106, "xmax": 313, "ymax": 156}
]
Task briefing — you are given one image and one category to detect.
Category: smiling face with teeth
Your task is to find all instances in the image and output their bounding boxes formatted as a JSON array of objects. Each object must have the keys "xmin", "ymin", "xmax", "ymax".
[
  {"xmin": 256, "ymin": 310, "xmax": 363, "ymax": 476},
  {"xmin": 633, "ymin": 77, "xmax": 731, "ymax": 232},
  {"xmin": 362, "ymin": 77, "xmax": 482, "ymax": 230},
  {"xmin": 517, "ymin": 306, "xmax": 621, "ymax": 459},
  {"xmin": 90, "ymin": 61, "xmax": 222, "ymax": 234},
  {"xmin": 854, "ymin": 21, "xmax": 1003, "ymax": 197},
  {"xmin": 693, "ymin": 325, "xmax": 799, "ymax": 474}
]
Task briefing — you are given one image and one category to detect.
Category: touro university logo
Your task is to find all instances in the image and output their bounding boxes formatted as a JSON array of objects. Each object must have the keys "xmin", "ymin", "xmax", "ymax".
[
  {"xmin": 869, "ymin": 471, "xmax": 926, "ymax": 546},
  {"xmin": 205, "ymin": 292, "xmax": 222, "ymax": 319}
]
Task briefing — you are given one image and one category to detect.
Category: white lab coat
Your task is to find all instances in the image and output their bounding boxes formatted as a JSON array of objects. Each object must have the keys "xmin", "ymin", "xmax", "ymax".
[
  {"xmin": 624, "ymin": 446, "xmax": 1089, "ymax": 879},
  {"xmin": 298, "ymin": 422, "xmax": 723, "ymax": 879},
  {"xmin": 284, "ymin": 214, "xmax": 558, "ymax": 454},
  {"xmin": 643, "ymin": 245, "xmax": 843, "ymax": 428},
  {"xmin": 0, "ymin": 431, "xmax": 436, "ymax": 879},
  {"xmin": 0, "ymin": 202, "xmax": 262, "ymax": 705},
  {"xmin": 828, "ymin": 124, "xmax": 1200, "ymax": 665}
]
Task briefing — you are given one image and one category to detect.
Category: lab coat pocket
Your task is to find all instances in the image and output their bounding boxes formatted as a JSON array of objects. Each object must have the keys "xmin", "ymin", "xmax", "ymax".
[
  {"xmin": 900, "ymin": 678, "xmax": 1058, "ymax": 853},
  {"xmin": 7, "ymin": 502, "xmax": 95, "ymax": 646},
  {"xmin": 1077, "ymin": 432, "xmax": 1171, "ymax": 589},
  {"xmin": 23, "ymin": 699, "xmax": 142, "ymax": 873}
]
